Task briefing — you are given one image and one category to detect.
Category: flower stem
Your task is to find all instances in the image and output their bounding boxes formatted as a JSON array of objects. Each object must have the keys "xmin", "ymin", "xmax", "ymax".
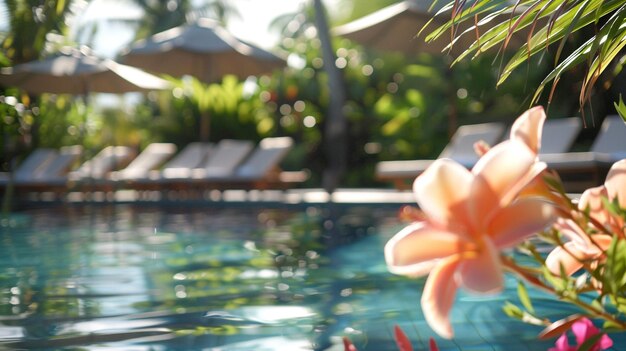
[{"xmin": 500, "ymin": 255, "xmax": 626, "ymax": 330}]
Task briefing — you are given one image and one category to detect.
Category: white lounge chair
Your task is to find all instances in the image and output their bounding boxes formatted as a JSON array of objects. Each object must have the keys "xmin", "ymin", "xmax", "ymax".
[
  {"xmin": 540, "ymin": 115, "xmax": 626, "ymax": 191},
  {"xmin": 223, "ymin": 137, "xmax": 307, "ymax": 189},
  {"xmin": 109, "ymin": 143, "xmax": 177, "ymax": 181},
  {"xmin": 191, "ymin": 139, "xmax": 255, "ymax": 179},
  {"xmin": 0, "ymin": 148, "xmax": 58, "ymax": 185},
  {"xmin": 69, "ymin": 146, "xmax": 135, "ymax": 181},
  {"xmin": 539, "ymin": 117, "xmax": 583, "ymax": 154},
  {"xmin": 375, "ymin": 122, "xmax": 506, "ymax": 189},
  {"xmin": 160, "ymin": 142, "xmax": 214, "ymax": 180}
]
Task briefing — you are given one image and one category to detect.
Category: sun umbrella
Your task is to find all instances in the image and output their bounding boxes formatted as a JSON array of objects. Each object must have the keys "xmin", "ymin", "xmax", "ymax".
[
  {"xmin": 120, "ymin": 18, "xmax": 286, "ymax": 141},
  {"xmin": 0, "ymin": 46, "xmax": 172, "ymax": 94},
  {"xmin": 120, "ymin": 18, "xmax": 286, "ymax": 83},
  {"xmin": 333, "ymin": 0, "xmax": 523, "ymax": 56}
]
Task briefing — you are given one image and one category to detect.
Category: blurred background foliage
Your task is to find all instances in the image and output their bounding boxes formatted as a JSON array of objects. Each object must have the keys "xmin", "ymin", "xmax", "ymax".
[{"xmin": 0, "ymin": 0, "xmax": 621, "ymax": 187}]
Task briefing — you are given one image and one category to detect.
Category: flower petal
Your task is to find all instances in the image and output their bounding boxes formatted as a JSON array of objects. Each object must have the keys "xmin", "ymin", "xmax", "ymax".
[
  {"xmin": 599, "ymin": 333, "xmax": 614, "ymax": 349},
  {"xmin": 421, "ymin": 256, "xmax": 461, "ymax": 339},
  {"xmin": 551, "ymin": 333, "xmax": 571, "ymax": 351},
  {"xmin": 470, "ymin": 140, "xmax": 541, "ymax": 230},
  {"xmin": 545, "ymin": 242, "xmax": 588, "ymax": 276},
  {"xmin": 488, "ymin": 199, "xmax": 555, "ymax": 249},
  {"xmin": 414, "ymin": 158, "xmax": 473, "ymax": 230},
  {"xmin": 510, "ymin": 106, "xmax": 546, "ymax": 154},
  {"xmin": 606, "ymin": 159, "xmax": 626, "ymax": 208},
  {"xmin": 456, "ymin": 239, "xmax": 504, "ymax": 294},
  {"xmin": 572, "ymin": 318, "xmax": 598, "ymax": 345},
  {"xmin": 578, "ymin": 185, "xmax": 611, "ymax": 224},
  {"xmin": 555, "ymin": 218, "xmax": 594, "ymax": 249},
  {"xmin": 385, "ymin": 222, "xmax": 473, "ymax": 277}
]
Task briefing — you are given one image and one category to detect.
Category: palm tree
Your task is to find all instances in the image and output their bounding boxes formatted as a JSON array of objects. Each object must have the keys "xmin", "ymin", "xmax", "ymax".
[
  {"xmin": 1, "ymin": 0, "xmax": 76, "ymax": 64},
  {"xmin": 313, "ymin": 0, "xmax": 348, "ymax": 193},
  {"xmin": 268, "ymin": 0, "xmax": 349, "ymax": 191},
  {"xmin": 91, "ymin": 0, "xmax": 240, "ymax": 41},
  {"xmin": 427, "ymin": 0, "xmax": 626, "ymax": 111}
]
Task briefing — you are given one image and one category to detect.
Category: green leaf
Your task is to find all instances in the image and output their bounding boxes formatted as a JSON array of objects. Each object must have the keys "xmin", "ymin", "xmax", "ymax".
[
  {"xmin": 603, "ymin": 236, "xmax": 626, "ymax": 295},
  {"xmin": 405, "ymin": 89, "xmax": 425, "ymax": 108},
  {"xmin": 579, "ymin": 6, "xmax": 626, "ymax": 103},
  {"xmin": 502, "ymin": 301, "xmax": 524, "ymax": 319},
  {"xmin": 517, "ymin": 281, "xmax": 535, "ymax": 314},
  {"xmin": 491, "ymin": 0, "xmax": 625, "ymax": 88},
  {"xmin": 613, "ymin": 95, "xmax": 626, "ymax": 122},
  {"xmin": 381, "ymin": 110, "xmax": 411, "ymax": 136},
  {"xmin": 603, "ymin": 319, "xmax": 623, "ymax": 332},
  {"xmin": 56, "ymin": 0, "xmax": 67, "ymax": 15}
]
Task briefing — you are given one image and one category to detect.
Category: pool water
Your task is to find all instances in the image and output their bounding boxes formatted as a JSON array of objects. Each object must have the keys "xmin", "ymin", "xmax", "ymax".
[{"xmin": 0, "ymin": 204, "xmax": 622, "ymax": 350}]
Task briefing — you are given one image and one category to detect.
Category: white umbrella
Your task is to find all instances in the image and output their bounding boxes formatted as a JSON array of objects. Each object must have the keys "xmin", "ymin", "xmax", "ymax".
[
  {"xmin": 120, "ymin": 18, "xmax": 286, "ymax": 83},
  {"xmin": 333, "ymin": 0, "xmax": 523, "ymax": 56},
  {"xmin": 0, "ymin": 46, "xmax": 172, "ymax": 94}
]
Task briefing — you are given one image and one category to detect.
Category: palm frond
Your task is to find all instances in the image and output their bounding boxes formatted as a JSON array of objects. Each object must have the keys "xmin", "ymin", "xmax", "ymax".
[{"xmin": 427, "ymin": 0, "xmax": 626, "ymax": 108}]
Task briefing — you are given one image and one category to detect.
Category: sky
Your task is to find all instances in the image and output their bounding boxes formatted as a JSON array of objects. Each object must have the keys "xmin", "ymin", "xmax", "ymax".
[
  {"xmin": 0, "ymin": 0, "xmax": 345, "ymax": 55},
  {"xmin": 59, "ymin": 0, "xmax": 344, "ymax": 58}
]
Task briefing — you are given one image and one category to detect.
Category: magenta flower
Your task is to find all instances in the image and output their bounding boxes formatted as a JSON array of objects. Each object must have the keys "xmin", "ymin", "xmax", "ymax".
[{"xmin": 549, "ymin": 318, "xmax": 613, "ymax": 351}]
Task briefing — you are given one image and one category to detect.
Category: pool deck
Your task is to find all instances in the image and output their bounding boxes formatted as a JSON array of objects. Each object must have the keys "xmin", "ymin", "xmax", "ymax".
[
  {"xmin": 11, "ymin": 188, "xmax": 418, "ymax": 208},
  {"xmin": 8, "ymin": 188, "xmax": 584, "ymax": 210}
]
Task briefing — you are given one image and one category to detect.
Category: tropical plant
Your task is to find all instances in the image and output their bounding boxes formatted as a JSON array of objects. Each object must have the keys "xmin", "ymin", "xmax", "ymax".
[
  {"xmin": 384, "ymin": 106, "xmax": 626, "ymax": 346},
  {"xmin": 0, "ymin": 0, "xmax": 81, "ymax": 64},
  {"xmin": 427, "ymin": 0, "xmax": 626, "ymax": 112}
]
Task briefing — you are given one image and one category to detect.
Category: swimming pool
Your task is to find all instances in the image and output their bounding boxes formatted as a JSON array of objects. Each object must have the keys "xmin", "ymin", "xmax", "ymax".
[{"xmin": 0, "ymin": 204, "xmax": 621, "ymax": 350}]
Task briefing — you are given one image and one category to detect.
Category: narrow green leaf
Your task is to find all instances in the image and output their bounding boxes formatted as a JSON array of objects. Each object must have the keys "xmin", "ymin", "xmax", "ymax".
[
  {"xmin": 580, "ymin": 6, "xmax": 626, "ymax": 103},
  {"xmin": 553, "ymin": 0, "xmax": 591, "ymax": 66},
  {"xmin": 517, "ymin": 281, "xmax": 535, "ymax": 313},
  {"xmin": 502, "ymin": 301, "xmax": 524, "ymax": 319},
  {"xmin": 612, "ymin": 94, "xmax": 626, "ymax": 122},
  {"xmin": 497, "ymin": 0, "xmax": 624, "ymax": 85},
  {"xmin": 56, "ymin": 0, "xmax": 67, "ymax": 15},
  {"xmin": 603, "ymin": 319, "xmax": 623, "ymax": 332}
]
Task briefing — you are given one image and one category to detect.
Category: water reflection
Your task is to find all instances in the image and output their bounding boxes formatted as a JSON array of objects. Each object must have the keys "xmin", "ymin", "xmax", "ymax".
[
  {"xmin": 0, "ymin": 204, "xmax": 401, "ymax": 350},
  {"xmin": 0, "ymin": 204, "xmax": 565, "ymax": 350}
]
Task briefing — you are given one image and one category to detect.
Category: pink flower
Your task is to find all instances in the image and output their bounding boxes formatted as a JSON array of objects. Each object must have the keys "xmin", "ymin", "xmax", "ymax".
[
  {"xmin": 545, "ymin": 218, "xmax": 613, "ymax": 276},
  {"xmin": 510, "ymin": 105, "xmax": 546, "ymax": 154},
  {"xmin": 385, "ymin": 137, "xmax": 555, "ymax": 338},
  {"xmin": 579, "ymin": 159, "xmax": 626, "ymax": 232},
  {"xmin": 549, "ymin": 318, "xmax": 613, "ymax": 351},
  {"xmin": 605, "ymin": 159, "xmax": 626, "ymax": 208},
  {"xmin": 546, "ymin": 159, "xmax": 626, "ymax": 276}
]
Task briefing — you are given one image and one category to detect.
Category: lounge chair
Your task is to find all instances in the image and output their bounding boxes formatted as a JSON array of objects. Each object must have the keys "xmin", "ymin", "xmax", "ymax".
[
  {"xmin": 67, "ymin": 146, "xmax": 135, "ymax": 192},
  {"xmin": 145, "ymin": 139, "xmax": 253, "ymax": 197},
  {"xmin": 160, "ymin": 142, "xmax": 214, "ymax": 180},
  {"xmin": 539, "ymin": 117, "xmax": 583, "ymax": 154},
  {"xmin": 0, "ymin": 146, "xmax": 84, "ymax": 199},
  {"xmin": 0, "ymin": 148, "xmax": 58, "ymax": 182},
  {"xmin": 0, "ymin": 148, "xmax": 60, "ymax": 195},
  {"xmin": 540, "ymin": 115, "xmax": 626, "ymax": 192},
  {"xmin": 192, "ymin": 139, "xmax": 255, "ymax": 180},
  {"xmin": 16, "ymin": 145, "xmax": 83, "ymax": 193},
  {"xmin": 127, "ymin": 142, "xmax": 214, "ymax": 192},
  {"xmin": 109, "ymin": 143, "xmax": 177, "ymax": 181},
  {"xmin": 375, "ymin": 122, "xmax": 506, "ymax": 189},
  {"xmin": 212, "ymin": 137, "xmax": 307, "ymax": 189}
]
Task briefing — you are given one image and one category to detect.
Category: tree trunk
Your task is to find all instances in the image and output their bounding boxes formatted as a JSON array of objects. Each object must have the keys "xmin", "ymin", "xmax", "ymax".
[{"xmin": 313, "ymin": 0, "xmax": 347, "ymax": 194}]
